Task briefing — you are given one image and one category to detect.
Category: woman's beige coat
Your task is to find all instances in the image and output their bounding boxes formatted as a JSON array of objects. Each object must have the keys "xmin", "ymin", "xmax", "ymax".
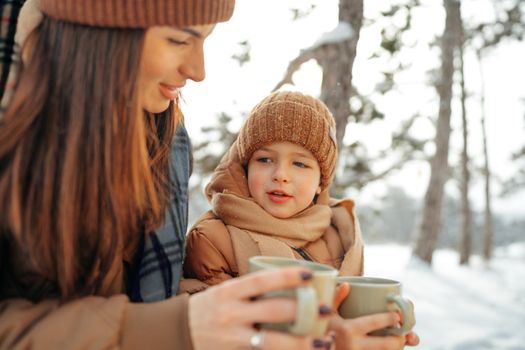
[{"xmin": 0, "ymin": 234, "xmax": 194, "ymax": 350}]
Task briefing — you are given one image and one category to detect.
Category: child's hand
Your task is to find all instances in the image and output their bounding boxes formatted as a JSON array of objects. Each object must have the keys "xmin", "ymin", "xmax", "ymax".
[
  {"xmin": 405, "ymin": 330, "xmax": 420, "ymax": 346},
  {"xmin": 333, "ymin": 282, "xmax": 351, "ymax": 310},
  {"xmin": 329, "ymin": 282, "xmax": 420, "ymax": 349},
  {"xmin": 329, "ymin": 312, "xmax": 405, "ymax": 350}
]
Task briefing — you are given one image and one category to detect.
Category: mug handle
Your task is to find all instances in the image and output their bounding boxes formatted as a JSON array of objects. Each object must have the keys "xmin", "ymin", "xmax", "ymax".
[
  {"xmin": 385, "ymin": 294, "xmax": 416, "ymax": 335},
  {"xmin": 288, "ymin": 286, "xmax": 317, "ymax": 335}
]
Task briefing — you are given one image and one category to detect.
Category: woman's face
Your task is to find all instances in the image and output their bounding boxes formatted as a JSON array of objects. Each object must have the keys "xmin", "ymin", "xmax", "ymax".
[{"xmin": 139, "ymin": 24, "xmax": 215, "ymax": 114}]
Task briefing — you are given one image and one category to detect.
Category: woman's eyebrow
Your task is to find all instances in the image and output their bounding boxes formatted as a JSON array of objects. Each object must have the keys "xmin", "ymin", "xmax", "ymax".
[{"xmin": 177, "ymin": 27, "xmax": 202, "ymax": 38}]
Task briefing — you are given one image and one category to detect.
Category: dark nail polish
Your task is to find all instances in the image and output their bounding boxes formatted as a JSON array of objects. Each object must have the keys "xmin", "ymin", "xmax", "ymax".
[
  {"xmin": 319, "ymin": 305, "xmax": 332, "ymax": 315},
  {"xmin": 300, "ymin": 271, "xmax": 313, "ymax": 280},
  {"xmin": 313, "ymin": 338, "xmax": 326, "ymax": 348}
]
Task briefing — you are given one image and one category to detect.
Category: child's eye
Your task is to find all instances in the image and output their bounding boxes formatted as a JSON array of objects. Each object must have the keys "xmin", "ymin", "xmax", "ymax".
[
  {"xmin": 256, "ymin": 157, "xmax": 271, "ymax": 163},
  {"xmin": 293, "ymin": 161, "xmax": 308, "ymax": 168},
  {"xmin": 168, "ymin": 38, "xmax": 189, "ymax": 45}
]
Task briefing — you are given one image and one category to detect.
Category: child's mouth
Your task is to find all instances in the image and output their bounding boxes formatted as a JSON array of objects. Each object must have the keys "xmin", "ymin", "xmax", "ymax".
[
  {"xmin": 267, "ymin": 191, "xmax": 291, "ymax": 203},
  {"xmin": 270, "ymin": 191, "xmax": 286, "ymax": 196}
]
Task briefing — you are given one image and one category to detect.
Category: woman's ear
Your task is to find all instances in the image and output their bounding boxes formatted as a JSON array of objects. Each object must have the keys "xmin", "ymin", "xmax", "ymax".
[{"xmin": 316, "ymin": 185, "xmax": 322, "ymax": 195}]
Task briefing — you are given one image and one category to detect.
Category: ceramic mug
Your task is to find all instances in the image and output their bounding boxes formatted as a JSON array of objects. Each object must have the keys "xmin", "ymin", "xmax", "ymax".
[
  {"xmin": 249, "ymin": 256, "xmax": 338, "ymax": 336},
  {"xmin": 337, "ymin": 276, "xmax": 415, "ymax": 336}
]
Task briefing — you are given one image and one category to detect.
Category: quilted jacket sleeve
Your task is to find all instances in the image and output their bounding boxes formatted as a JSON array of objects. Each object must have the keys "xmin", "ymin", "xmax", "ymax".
[{"xmin": 183, "ymin": 212, "xmax": 238, "ymax": 288}]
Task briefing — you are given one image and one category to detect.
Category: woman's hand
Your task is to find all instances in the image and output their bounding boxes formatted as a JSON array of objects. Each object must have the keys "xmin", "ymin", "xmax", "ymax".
[
  {"xmin": 330, "ymin": 282, "xmax": 420, "ymax": 350},
  {"xmin": 188, "ymin": 266, "xmax": 332, "ymax": 350}
]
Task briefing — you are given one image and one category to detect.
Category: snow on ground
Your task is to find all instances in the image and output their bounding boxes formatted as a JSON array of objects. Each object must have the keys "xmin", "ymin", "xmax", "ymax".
[{"xmin": 364, "ymin": 243, "xmax": 525, "ymax": 350}]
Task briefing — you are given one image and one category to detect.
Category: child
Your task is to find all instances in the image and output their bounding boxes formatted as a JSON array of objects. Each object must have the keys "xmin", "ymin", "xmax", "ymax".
[{"xmin": 183, "ymin": 90, "xmax": 364, "ymax": 288}]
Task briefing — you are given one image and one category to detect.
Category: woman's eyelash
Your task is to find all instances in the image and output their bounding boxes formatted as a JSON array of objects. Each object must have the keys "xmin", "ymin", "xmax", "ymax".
[{"xmin": 168, "ymin": 38, "xmax": 188, "ymax": 45}]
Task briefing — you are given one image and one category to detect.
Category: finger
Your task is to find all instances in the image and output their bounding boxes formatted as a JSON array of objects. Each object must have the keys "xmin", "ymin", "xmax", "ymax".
[
  {"xmin": 241, "ymin": 297, "xmax": 297, "ymax": 324},
  {"xmin": 333, "ymin": 282, "xmax": 350, "ymax": 310},
  {"xmin": 361, "ymin": 312, "xmax": 400, "ymax": 334},
  {"xmin": 336, "ymin": 312, "xmax": 401, "ymax": 335},
  {"xmin": 262, "ymin": 331, "xmax": 332, "ymax": 350},
  {"xmin": 332, "ymin": 333, "xmax": 404, "ymax": 350},
  {"xmin": 405, "ymin": 331, "xmax": 420, "ymax": 346},
  {"xmin": 217, "ymin": 266, "xmax": 313, "ymax": 300},
  {"xmin": 327, "ymin": 313, "xmax": 345, "ymax": 332},
  {"xmin": 244, "ymin": 300, "xmax": 334, "ymax": 327},
  {"xmin": 353, "ymin": 335, "xmax": 405, "ymax": 350}
]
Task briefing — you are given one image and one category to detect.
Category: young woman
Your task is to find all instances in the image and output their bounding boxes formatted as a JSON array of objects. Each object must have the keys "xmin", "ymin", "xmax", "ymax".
[{"xmin": 0, "ymin": 1, "xmax": 419, "ymax": 349}]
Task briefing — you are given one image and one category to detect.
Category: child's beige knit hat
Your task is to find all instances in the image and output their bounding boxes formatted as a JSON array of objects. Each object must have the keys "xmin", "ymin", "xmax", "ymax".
[
  {"xmin": 39, "ymin": 0, "xmax": 235, "ymax": 28},
  {"xmin": 237, "ymin": 91, "xmax": 338, "ymax": 189}
]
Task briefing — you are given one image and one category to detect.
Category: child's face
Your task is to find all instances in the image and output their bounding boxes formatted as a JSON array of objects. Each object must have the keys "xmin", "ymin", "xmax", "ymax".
[{"xmin": 247, "ymin": 141, "xmax": 322, "ymax": 219}]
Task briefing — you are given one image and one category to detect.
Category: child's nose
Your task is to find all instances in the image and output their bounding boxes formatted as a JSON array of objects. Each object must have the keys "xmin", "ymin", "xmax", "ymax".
[{"xmin": 272, "ymin": 165, "xmax": 290, "ymax": 183}]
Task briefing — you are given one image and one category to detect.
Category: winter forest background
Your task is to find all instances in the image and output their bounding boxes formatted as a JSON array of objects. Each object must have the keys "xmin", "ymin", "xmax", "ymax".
[
  {"xmin": 180, "ymin": 0, "xmax": 525, "ymax": 348},
  {"xmin": 184, "ymin": 0, "xmax": 524, "ymax": 262}
]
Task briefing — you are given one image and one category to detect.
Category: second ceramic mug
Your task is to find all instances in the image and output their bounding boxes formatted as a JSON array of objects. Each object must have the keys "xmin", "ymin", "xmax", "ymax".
[
  {"xmin": 249, "ymin": 256, "xmax": 338, "ymax": 336},
  {"xmin": 337, "ymin": 276, "xmax": 416, "ymax": 336}
]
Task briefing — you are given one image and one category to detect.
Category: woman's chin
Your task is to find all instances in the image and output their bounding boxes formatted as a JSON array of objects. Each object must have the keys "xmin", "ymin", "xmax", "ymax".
[{"xmin": 143, "ymin": 100, "xmax": 171, "ymax": 114}]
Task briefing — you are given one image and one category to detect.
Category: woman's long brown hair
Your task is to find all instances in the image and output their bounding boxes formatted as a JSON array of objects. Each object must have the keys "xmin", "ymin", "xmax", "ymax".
[{"xmin": 0, "ymin": 17, "xmax": 177, "ymax": 300}]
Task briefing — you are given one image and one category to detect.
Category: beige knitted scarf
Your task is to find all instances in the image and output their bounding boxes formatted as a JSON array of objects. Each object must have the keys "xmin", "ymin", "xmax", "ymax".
[{"xmin": 212, "ymin": 191, "xmax": 332, "ymax": 274}]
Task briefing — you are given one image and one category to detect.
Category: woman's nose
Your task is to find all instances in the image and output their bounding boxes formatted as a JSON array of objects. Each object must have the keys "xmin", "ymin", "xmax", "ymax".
[{"xmin": 179, "ymin": 45, "xmax": 206, "ymax": 82}]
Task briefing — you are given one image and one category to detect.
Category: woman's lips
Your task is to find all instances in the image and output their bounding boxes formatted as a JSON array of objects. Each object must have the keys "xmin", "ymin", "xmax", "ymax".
[{"xmin": 159, "ymin": 83, "xmax": 180, "ymax": 101}]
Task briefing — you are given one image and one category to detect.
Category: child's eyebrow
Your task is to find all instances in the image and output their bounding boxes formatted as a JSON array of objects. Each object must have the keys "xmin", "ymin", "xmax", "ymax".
[
  {"xmin": 291, "ymin": 151, "xmax": 315, "ymax": 159},
  {"xmin": 254, "ymin": 147, "xmax": 273, "ymax": 153},
  {"xmin": 254, "ymin": 147, "xmax": 315, "ymax": 160}
]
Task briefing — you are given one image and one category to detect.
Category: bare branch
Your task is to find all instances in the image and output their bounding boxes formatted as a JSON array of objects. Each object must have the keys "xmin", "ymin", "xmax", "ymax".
[
  {"xmin": 352, "ymin": 153, "xmax": 419, "ymax": 189},
  {"xmin": 272, "ymin": 47, "xmax": 319, "ymax": 92}
]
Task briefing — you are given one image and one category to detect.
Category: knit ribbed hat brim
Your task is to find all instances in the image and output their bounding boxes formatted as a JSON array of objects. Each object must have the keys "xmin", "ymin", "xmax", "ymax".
[{"xmin": 39, "ymin": 0, "xmax": 235, "ymax": 28}]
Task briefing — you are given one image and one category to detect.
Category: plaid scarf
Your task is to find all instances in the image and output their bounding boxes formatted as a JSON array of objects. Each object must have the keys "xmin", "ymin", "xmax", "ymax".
[
  {"xmin": 0, "ymin": 0, "xmax": 25, "ymax": 109},
  {"xmin": 130, "ymin": 124, "xmax": 191, "ymax": 302},
  {"xmin": 0, "ymin": 0, "xmax": 191, "ymax": 303}
]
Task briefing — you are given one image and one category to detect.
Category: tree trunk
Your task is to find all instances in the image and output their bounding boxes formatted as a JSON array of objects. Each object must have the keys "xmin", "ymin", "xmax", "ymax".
[
  {"xmin": 318, "ymin": 0, "xmax": 363, "ymax": 151},
  {"xmin": 272, "ymin": 0, "xmax": 364, "ymax": 197},
  {"xmin": 458, "ymin": 6, "xmax": 472, "ymax": 266},
  {"xmin": 413, "ymin": 0, "xmax": 460, "ymax": 264},
  {"xmin": 478, "ymin": 50, "xmax": 493, "ymax": 262}
]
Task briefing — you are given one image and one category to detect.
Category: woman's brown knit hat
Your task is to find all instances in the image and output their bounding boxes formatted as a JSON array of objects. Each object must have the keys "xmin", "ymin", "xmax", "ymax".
[
  {"xmin": 39, "ymin": 0, "xmax": 235, "ymax": 28},
  {"xmin": 237, "ymin": 91, "xmax": 338, "ymax": 189}
]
